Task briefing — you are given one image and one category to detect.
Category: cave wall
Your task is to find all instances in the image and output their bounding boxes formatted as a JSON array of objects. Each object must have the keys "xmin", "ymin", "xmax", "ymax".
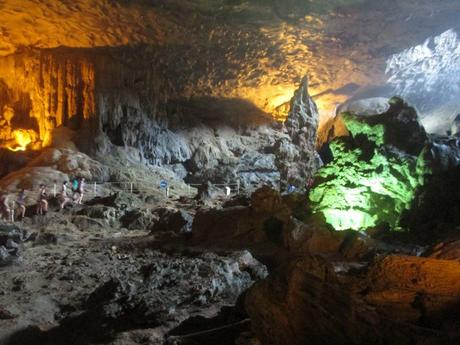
[
  {"xmin": 0, "ymin": 46, "xmax": 320, "ymax": 188},
  {"xmin": 0, "ymin": 49, "xmax": 96, "ymax": 148}
]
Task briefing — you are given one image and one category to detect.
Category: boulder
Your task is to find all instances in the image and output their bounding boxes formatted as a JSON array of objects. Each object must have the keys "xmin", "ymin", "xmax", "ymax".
[
  {"xmin": 250, "ymin": 186, "xmax": 290, "ymax": 219},
  {"xmin": 424, "ymin": 239, "xmax": 460, "ymax": 261},
  {"xmin": 310, "ymin": 97, "xmax": 430, "ymax": 231},
  {"xmin": 341, "ymin": 96, "xmax": 427, "ymax": 156},
  {"xmin": 27, "ymin": 148, "xmax": 110, "ymax": 182},
  {"xmin": 338, "ymin": 97, "xmax": 390, "ymax": 116},
  {"xmin": 245, "ymin": 256, "xmax": 385, "ymax": 345},
  {"xmin": 245, "ymin": 255, "xmax": 460, "ymax": 345},
  {"xmin": 75, "ymin": 205, "xmax": 119, "ymax": 227},
  {"xmin": 191, "ymin": 206, "xmax": 259, "ymax": 248},
  {"xmin": 191, "ymin": 187, "xmax": 293, "ymax": 249},
  {"xmin": 85, "ymin": 192, "xmax": 127, "ymax": 209},
  {"xmin": 120, "ymin": 209, "xmax": 155, "ymax": 230},
  {"xmin": 282, "ymin": 217, "xmax": 344, "ymax": 256},
  {"xmin": 150, "ymin": 208, "xmax": 193, "ymax": 234},
  {"xmin": 362, "ymin": 255, "xmax": 460, "ymax": 326},
  {"xmin": 427, "ymin": 135, "xmax": 460, "ymax": 172}
]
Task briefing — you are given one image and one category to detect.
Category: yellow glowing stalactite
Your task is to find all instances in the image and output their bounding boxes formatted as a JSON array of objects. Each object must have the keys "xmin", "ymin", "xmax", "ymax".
[{"xmin": 7, "ymin": 129, "xmax": 33, "ymax": 151}]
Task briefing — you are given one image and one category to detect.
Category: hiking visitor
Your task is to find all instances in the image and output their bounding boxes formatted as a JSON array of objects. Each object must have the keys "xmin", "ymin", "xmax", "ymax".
[
  {"xmin": 59, "ymin": 181, "xmax": 72, "ymax": 210},
  {"xmin": 0, "ymin": 192, "xmax": 11, "ymax": 221},
  {"xmin": 15, "ymin": 189, "xmax": 26, "ymax": 220},
  {"xmin": 76, "ymin": 177, "xmax": 85, "ymax": 205},
  {"xmin": 36, "ymin": 184, "xmax": 48, "ymax": 215}
]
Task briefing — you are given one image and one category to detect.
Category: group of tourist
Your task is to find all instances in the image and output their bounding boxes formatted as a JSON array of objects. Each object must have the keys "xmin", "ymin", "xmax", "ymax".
[{"xmin": 0, "ymin": 177, "xmax": 86, "ymax": 222}]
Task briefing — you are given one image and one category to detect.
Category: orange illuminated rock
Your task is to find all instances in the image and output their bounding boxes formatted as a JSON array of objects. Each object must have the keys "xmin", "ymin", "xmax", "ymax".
[
  {"xmin": 0, "ymin": 49, "xmax": 96, "ymax": 151},
  {"xmin": 7, "ymin": 129, "xmax": 36, "ymax": 151},
  {"xmin": 362, "ymin": 255, "xmax": 460, "ymax": 325}
]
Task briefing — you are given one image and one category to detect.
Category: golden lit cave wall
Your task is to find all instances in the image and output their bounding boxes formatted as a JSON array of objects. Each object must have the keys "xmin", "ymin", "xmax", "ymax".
[
  {"xmin": 0, "ymin": 50, "xmax": 96, "ymax": 150},
  {"xmin": 0, "ymin": 45, "xmax": 345, "ymax": 153}
]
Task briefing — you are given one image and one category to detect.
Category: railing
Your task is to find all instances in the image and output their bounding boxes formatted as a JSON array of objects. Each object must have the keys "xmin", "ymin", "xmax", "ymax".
[
  {"xmin": 4, "ymin": 178, "xmax": 276, "ymax": 204},
  {"xmin": 2, "ymin": 178, "xmax": 272, "ymax": 223}
]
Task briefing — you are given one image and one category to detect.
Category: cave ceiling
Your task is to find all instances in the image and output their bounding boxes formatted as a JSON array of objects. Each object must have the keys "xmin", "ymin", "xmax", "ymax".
[{"xmin": 1, "ymin": 0, "xmax": 459, "ymax": 125}]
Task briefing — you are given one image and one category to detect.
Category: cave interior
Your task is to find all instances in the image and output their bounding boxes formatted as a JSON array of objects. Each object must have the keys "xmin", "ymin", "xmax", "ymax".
[{"xmin": 0, "ymin": 1, "xmax": 459, "ymax": 345}]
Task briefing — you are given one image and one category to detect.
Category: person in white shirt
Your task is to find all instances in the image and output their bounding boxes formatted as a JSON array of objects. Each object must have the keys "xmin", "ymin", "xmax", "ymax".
[{"xmin": 59, "ymin": 181, "xmax": 72, "ymax": 210}]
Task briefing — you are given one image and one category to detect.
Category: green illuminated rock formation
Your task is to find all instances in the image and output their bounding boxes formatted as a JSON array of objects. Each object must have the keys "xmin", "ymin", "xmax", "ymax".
[{"xmin": 310, "ymin": 98, "xmax": 430, "ymax": 230}]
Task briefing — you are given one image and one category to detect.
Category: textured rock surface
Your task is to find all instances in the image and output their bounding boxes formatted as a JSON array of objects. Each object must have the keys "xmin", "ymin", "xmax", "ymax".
[
  {"xmin": 424, "ymin": 240, "xmax": 460, "ymax": 261},
  {"xmin": 1, "ymin": 0, "xmax": 459, "ymax": 123},
  {"xmin": 245, "ymin": 257, "xmax": 383, "ymax": 345},
  {"xmin": 310, "ymin": 98, "xmax": 429, "ymax": 230},
  {"xmin": 362, "ymin": 255, "xmax": 460, "ymax": 327},
  {"xmin": 386, "ymin": 29, "xmax": 460, "ymax": 122},
  {"xmin": 150, "ymin": 208, "xmax": 193, "ymax": 234},
  {"xmin": 0, "ymin": 209, "xmax": 267, "ymax": 345},
  {"xmin": 245, "ymin": 255, "xmax": 460, "ymax": 345},
  {"xmin": 275, "ymin": 77, "xmax": 320, "ymax": 192},
  {"xmin": 0, "ymin": 47, "xmax": 319, "ymax": 188}
]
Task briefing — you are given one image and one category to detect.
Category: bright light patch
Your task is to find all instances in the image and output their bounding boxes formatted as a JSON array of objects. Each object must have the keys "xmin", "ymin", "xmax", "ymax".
[
  {"xmin": 8, "ymin": 129, "xmax": 34, "ymax": 151},
  {"xmin": 322, "ymin": 209, "xmax": 376, "ymax": 231},
  {"xmin": 309, "ymin": 115, "xmax": 429, "ymax": 231}
]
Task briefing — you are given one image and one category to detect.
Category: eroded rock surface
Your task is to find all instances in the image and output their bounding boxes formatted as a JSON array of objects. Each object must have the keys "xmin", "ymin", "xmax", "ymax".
[{"xmin": 245, "ymin": 255, "xmax": 460, "ymax": 345}]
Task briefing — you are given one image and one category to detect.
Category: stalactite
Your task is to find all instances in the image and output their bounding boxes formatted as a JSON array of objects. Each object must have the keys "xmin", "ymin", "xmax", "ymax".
[{"xmin": 0, "ymin": 49, "xmax": 97, "ymax": 150}]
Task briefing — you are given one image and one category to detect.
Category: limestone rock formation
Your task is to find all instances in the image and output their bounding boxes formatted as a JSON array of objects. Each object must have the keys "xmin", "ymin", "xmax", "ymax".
[
  {"xmin": 245, "ymin": 255, "xmax": 460, "ymax": 345},
  {"xmin": 452, "ymin": 114, "xmax": 460, "ymax": 136},
  {"xmin": 245, "ymin": 257, "xmax": 384, "ymax": 345},
  {"xmin": 362, "ymin": 255, "xmax": 460, "ymax": 328},
  {"xmin": 0, "ymin": 46, "xmax": 324, "ymax": 190},
  {"xmin": 424, "ymin": 240, "xmax": 460, "ymax": 261},
  {"xmin": 150, "ymin": 208, "xmax": 193, "ymax": 234},
  {"xmin": 275, "ymin": 77, "xmax": 320, "ymax": 192},
  {"xmin": 400, "ymin": 135, "xmax": 460, "ymax": 240},
  {"xmin": 310, "ymin": 97, "xmax": 429, "ymax": 230}
]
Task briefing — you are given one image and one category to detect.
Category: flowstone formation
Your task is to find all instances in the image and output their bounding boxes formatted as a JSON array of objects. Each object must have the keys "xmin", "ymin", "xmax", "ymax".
[{"xmin": 310, "ymin": 98, "xmax": 429, "ymax": 230}]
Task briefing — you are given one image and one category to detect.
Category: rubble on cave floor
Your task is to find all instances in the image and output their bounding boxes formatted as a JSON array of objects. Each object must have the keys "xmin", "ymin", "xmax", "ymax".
[{"xmin": 0, "ymin": 172, "xmax": 458, "ymax": 345}]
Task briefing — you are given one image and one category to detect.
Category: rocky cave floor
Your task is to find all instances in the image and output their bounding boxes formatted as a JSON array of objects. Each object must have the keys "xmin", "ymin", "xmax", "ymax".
[
  {"xmin": 0, "ymin": 194, "xmax": 259, "ymax": 345},
  {"xmin": 0, "ymin": 181, "xmax": 460, "ymax": 345}
]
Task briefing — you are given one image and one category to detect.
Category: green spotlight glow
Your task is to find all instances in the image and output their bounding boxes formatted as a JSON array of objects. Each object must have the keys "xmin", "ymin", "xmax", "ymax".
[
  {"xmin": 309, "ymin": 115, "xmax": 429, "ymax": 231},
  {"xmin": 342, "ymin": 113, "xmax": 385, "ymax": 146}
]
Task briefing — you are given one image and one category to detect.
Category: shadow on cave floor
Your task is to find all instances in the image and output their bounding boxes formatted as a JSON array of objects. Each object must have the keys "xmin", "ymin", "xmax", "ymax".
[
  {"xmin": 165, "ymin": 305, "xmax": 249, "ymax": 345},
  {"xmin": 3, "ymin": 309, "xmax": 118, "ymax": 345},
  {"xmin": 3, "ymin": 305, "xmax": 248, "ymax": 345}
]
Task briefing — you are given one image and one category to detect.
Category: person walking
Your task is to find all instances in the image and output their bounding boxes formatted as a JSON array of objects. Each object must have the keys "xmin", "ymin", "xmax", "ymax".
[
  {"xmin": 36, "ymin": 184, "xmax": 48, "ymax": 216},
  {"xmin": 0, "ymin": 192, "xmax": 11, "ymax": 221},
  {"xmin": 15, "ymin": 189, "xmax": 26, "ymax": 220},
  {"xmin": 59, "ymin": 181, "xmax": 72, "ymax": 210},
  {"xmin": 76, "ymin": 177, "xmax": 85, "ymax": 205}
]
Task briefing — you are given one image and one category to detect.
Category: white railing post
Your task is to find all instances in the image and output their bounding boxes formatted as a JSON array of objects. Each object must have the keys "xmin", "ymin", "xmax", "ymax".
[
  {"xmin": 130, "ymin": 182, "xmax": 133, "ymax": 194},
  {"xmin": 10, "ymin": 201, "xmax": 14, "ymax": 223}
]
